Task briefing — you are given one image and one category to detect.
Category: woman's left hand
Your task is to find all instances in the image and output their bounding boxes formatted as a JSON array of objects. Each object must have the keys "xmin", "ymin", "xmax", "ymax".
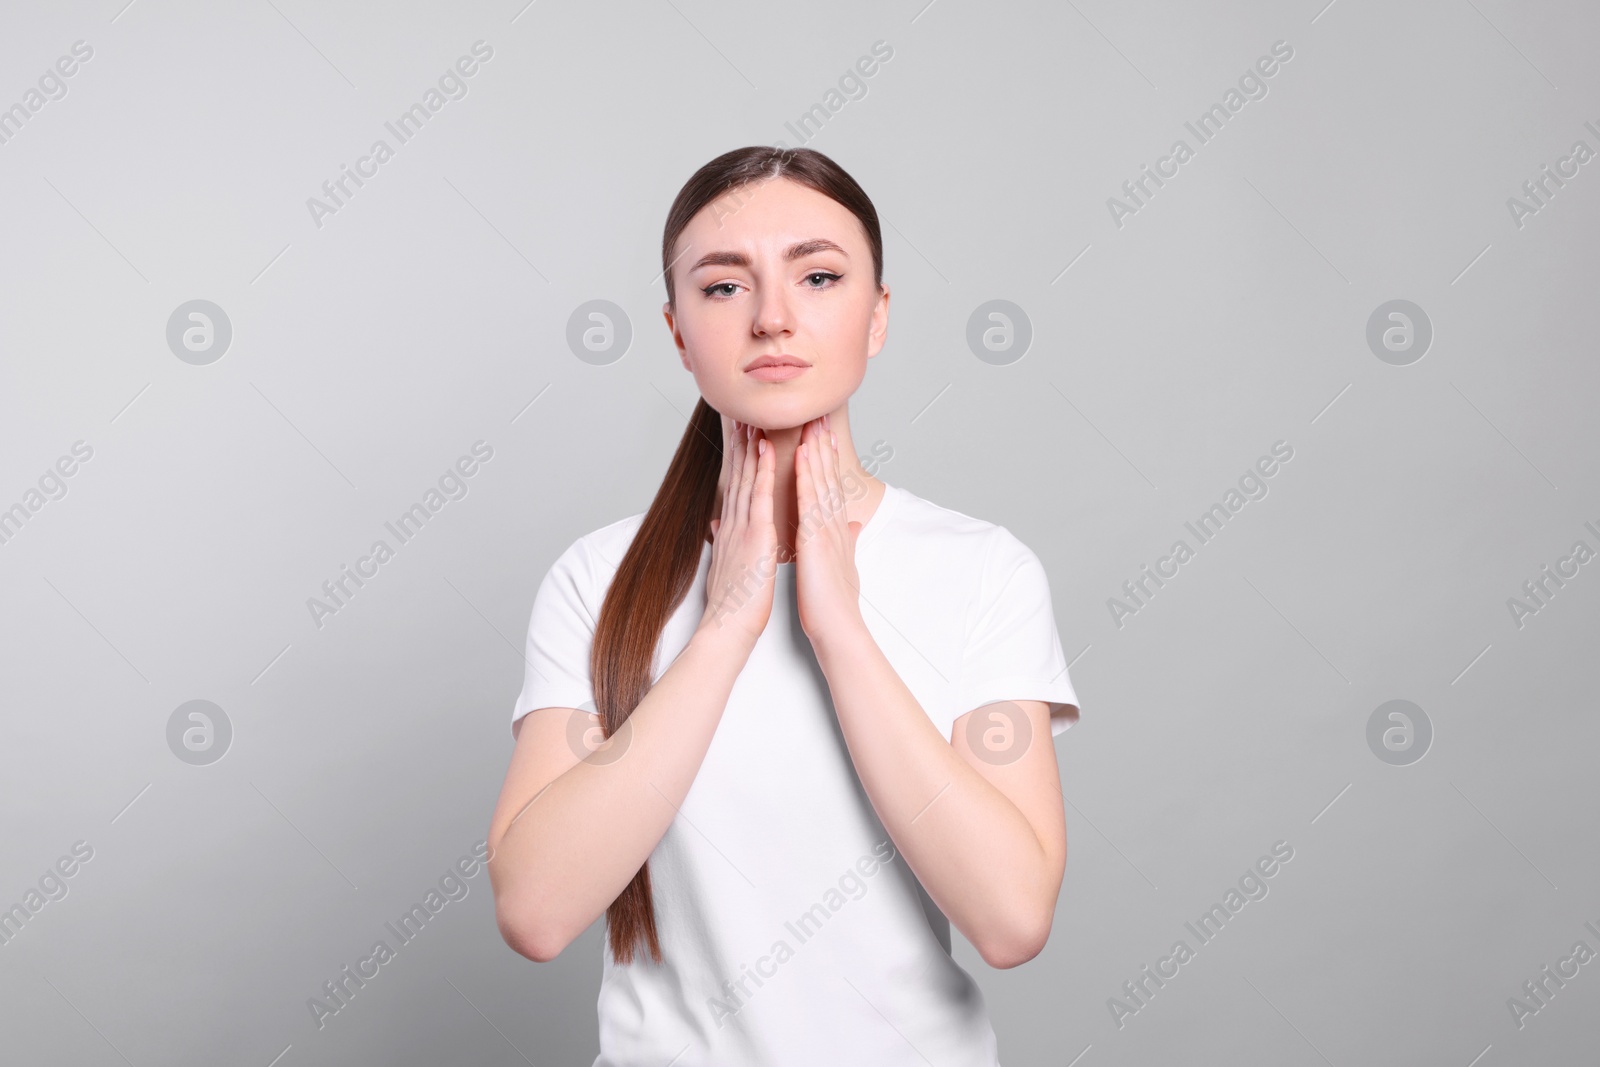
[{"xmin": 794, "ymin": 413, "xmax": 866, "ymax": 649}]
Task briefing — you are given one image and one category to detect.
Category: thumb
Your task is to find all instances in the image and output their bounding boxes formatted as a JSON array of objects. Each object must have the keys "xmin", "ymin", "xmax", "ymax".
[
  {"xmin": 848, "ymin": 520, "xmax": 862, "ymax": 550},
  {"xmin": 710, "ymin": 517, "xmax": 721, "ymax": 539}
]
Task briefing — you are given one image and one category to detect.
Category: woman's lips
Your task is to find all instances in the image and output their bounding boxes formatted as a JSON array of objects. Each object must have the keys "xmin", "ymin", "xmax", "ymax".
[{"xmin": 745, "ymin": 364, "xmax": 809, "ymax": 382}]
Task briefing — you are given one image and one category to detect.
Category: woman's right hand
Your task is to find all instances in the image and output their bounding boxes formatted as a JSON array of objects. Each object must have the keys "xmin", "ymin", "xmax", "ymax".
[{"xmin": 698, "ymin": 418, "xmax": 778, "ymax": 648}]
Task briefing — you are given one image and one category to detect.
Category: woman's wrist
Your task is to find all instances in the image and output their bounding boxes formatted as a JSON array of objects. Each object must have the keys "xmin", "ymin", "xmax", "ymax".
[
  {"xmin": 690, "ymin": 616, "xmax": 760, "ymax": 661},
  {"xmin": 806, "ymin": 615, "xmax": 874, "ymax": 670}
]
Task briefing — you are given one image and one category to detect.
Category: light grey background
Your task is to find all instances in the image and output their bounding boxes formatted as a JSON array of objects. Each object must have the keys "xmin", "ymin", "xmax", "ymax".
[{"xmin": 2, "ymin": 1, "xmax": 1596, "ymax": 1064}]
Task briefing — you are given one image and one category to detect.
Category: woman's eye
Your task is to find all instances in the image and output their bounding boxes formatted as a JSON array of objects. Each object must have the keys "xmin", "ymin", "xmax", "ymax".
[{"xmin": 702, "ymin": 273, "xmax": 838, "ymax": 298}]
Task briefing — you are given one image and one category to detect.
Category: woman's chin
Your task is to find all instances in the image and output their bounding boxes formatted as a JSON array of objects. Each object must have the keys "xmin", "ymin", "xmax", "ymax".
[{"xmin": 730, "ymin": 397, "xmax": 837, "ymax": 433}]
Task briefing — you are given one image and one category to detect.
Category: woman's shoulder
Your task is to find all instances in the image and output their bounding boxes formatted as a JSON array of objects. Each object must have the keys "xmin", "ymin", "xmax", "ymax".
[
  {"xmin": 883, "ymin": 483, "xmax": 1032, "ymax": 562},
  {"xmin": 889, "ymin": 482, "xmax": 996, "ymax": 533},
  {"xmin": 550, "ymin": 509, "xmax": 647, "ymax": 577},
  {"xmin": 882, "ymin": 485, "xmax": 1065, "ymax": 613}
]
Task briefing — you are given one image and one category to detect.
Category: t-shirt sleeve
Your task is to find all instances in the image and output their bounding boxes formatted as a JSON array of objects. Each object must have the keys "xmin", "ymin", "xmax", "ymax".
[
  {"xmin": 510, "ymin": 538, "xmax": 600, "ymax": 738},
  {"xmin": 955, "ymin": 527, "xmax": 1081, "ymax": 737}
]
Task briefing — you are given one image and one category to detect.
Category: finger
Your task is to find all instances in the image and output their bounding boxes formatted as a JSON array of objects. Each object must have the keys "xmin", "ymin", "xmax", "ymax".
[
  {"xmin": 814, "ymin": 421, "xmax": 839, "ymax": 541},
  {"xmin": 803, "ymin": 419, "xmax": 829, "ymax": 526},
  {"xmin": 796, "ymin": 434, "xmax": 816, "ymax": 556},
  {"xmin": 735, "ymin": 422, "xmax": 757, "ymax": 530},
  {"xmin": 749, "ymin": 431, "xmax": 774, "ymax": 543},
  {"xmin": 820, "ymin": 423, "xmax": 845, "ymax": 529}
]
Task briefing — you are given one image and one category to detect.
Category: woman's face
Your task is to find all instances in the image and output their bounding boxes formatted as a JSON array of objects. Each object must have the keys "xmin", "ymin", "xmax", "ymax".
[{"xmin": 664, "ymin": 176, "xmax": 888, "ymax": 431}]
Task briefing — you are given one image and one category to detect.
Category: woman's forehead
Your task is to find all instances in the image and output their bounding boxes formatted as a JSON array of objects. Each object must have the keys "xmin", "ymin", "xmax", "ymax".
[{"xmin": 679, "ymin": 185, "xmax": 863, "ymax": 262}]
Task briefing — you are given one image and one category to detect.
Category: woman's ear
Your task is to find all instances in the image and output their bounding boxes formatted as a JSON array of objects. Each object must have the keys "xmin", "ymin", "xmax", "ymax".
[
  {"xmin": 866, "ymin": 282, "xmax": 890, "ymax": 360},
  {"xmin": 662, "ymin": 302, "xmax": 693, "ymax": 371}
]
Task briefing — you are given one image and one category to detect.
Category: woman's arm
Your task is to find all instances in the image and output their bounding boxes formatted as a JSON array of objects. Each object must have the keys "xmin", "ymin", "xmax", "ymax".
[
  {"xmin": 812, "ymin": 625, "xmax": 1068, "ymax": 970},
  {"xmin": 487, "ymin": 620, "xmax": 755, "ymax": 962},
  {"xmin": 790, "ymin": 417, "xmax": 1067, "ymax": 968},
  {"xmin": 489, "ymin": 418, "xmax": 777, "ymax": 962}
]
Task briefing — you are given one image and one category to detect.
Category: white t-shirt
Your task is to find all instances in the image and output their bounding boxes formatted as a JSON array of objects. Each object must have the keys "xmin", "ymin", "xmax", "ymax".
[{"xmin": 511, "ymin": 480, "xmax": 1080, "ymax": 1067}]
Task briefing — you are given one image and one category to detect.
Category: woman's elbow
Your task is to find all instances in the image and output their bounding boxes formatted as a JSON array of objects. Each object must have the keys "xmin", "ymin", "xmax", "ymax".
[
  {"xmin": 976, "ymin": 910, "xmax": 1052, "ymax": 969},
  {"xmin": 495, "ymin": 899, "xmax": 568, "ymax": 963}
]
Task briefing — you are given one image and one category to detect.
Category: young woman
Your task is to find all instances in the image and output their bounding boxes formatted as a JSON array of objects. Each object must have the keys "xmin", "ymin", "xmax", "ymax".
[{"xmin": 487, "ymin": 146, "xmax": 1081, "ymax": 1066}]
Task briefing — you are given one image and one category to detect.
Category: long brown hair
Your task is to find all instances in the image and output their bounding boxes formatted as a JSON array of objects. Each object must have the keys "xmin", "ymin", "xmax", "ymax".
[{"xmin": 592, "ymin": 145, "xmax": 884, "ymax": 965}]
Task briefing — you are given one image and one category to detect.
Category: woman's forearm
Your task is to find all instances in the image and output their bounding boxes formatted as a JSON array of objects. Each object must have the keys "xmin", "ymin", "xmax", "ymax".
[
  {"xmin": 490, "ymin": 623, "xmax": 752, "ymax": 960},
  {"xmin": 813, "ymin": 623, "xmax": 1058, "ymax": 967}
]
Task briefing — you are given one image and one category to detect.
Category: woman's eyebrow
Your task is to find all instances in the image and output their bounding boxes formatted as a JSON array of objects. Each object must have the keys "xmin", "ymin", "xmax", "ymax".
[{"xmin": 688, "ymin": 238, "xmax": 848, "ymax": 273}]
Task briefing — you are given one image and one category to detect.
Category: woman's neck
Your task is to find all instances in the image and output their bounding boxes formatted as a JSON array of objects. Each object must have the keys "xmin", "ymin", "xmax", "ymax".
[{"xmin": 714, "ymin": 418, "xmax": 884, "ymax": 560}]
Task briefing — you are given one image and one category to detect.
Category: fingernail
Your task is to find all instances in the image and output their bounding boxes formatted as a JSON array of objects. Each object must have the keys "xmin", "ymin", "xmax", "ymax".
[
  {"xmin": 758, "ymin": 439, "xmax": 766, "ymax": 455},
  {"xmin": 830, "ymin": 431, "xmax": 837, "ymax": 448}
]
